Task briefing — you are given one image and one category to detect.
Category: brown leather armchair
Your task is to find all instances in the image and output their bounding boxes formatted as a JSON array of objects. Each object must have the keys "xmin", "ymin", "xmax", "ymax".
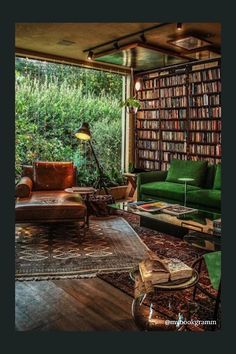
[{"xmin": 15, "ymin": 162, "xmax": 87, "ymax": 231}]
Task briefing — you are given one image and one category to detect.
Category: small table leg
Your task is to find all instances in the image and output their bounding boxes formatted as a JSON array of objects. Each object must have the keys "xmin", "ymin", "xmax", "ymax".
[{"xmin": 184, "ymin": 181, "xmax": 187, "ymax": 206}]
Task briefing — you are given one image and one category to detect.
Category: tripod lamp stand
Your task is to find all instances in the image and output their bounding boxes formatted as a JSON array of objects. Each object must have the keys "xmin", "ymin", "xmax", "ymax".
[{"xmin": 75, "ymin": 122, "xmax": 109, "ymax": 195}]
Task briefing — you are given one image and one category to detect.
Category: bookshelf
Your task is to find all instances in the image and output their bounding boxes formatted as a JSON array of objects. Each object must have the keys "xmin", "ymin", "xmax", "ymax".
[{"xmin": 135, "ymin": 58, "xmax": 221, "ymax": 171}]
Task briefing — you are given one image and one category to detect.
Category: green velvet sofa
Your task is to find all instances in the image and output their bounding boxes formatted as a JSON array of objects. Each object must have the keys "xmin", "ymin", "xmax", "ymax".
[{"xmin": 137, "ymin": 159, "xmax": 221, "ymax": 213}]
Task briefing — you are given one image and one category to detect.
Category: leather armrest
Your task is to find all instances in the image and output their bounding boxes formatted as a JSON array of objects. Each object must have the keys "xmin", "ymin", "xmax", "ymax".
[{"xmin": 15, "ymin": 177, "xmax": 33, "ymax": 198}]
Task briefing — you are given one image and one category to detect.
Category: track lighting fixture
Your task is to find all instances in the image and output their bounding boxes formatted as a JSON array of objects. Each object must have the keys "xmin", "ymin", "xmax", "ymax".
[
  {"xmin": 140, "ymin": 33, "xmax": 146, "ymax": 43},
  {"xmin": 83, "ymin": 23, "xmax": 170, "ymax": 55},
  {"xmin": 87, "ymin": 51, "xmax": 93, "ymax": 60},
  {"xmin": 177, "ymin": 23, "xmax": 182, "ymax": 31}
]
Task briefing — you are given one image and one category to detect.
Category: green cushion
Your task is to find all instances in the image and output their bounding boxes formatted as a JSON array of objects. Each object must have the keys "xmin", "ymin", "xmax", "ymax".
[
  {"xmin": 140, "ymin": 181, "xmax": 200, "ymax": 202},
  {"xmin": 213, "ymin": 164, "xmax": 221, "ymax": 190},
  {"xmin": 187, "ymin": 189, "xmax": 221, "ymax": 209},
  {"xmin": 166, "ymin": 159, "xmax": 208, "ymax": 187},
  {"xmin": 203, "ymin": 251, "xmax": 221, "ymax": 290}
]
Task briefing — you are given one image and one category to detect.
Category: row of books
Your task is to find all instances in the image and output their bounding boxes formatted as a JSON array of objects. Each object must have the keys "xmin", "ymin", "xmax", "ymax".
[
  {"xmin": 163, "ymin": 152, "xmax": 187, "ymax": 162},
  {"xmin": 137, "ymin": 110, "xmax": 158, "ymax": 119},
  {"xmin": 136, "ymin": 120, "xmax": 159, "ymax": 129},
  {"xmin": 161, "ymin": 162, "xmax": 170, "ymax": 170},
  {"xmin": 189, "ymin": 81, "xmax": 221, "ymax": 94},
  {"xmin": 161, "ymin": 120, "xmax": 186, "ymax": 130},
  {"xmin": 137, "ymin": 130, "xmax": 159, "ymax": 139},
  {"xmin": 189, "ymin": 120, "xmax": 221, "ymax": 131},
  {"xmin": 143, "ymin": 79, "xmax": 158, "ymax": 89},
  {"xmin": 137, "ymin": 140, "xmax": 159, "ymax": 150},
  {"xmin": 189, "ymin": 68, "xmax": 220, "ymax": 82},
  {"xmin": 137, "ymin": 109, "xmax": 187, "ymax": 119},
  {"xmin": 189, "ymin": 132, "xmax": 221, "ymax": 143},
  {"xmin": 189, "ymin": 107, "xmax": 221, "ymax": 118},
  {"xmin": 159, "ymin": 74, "xmax": 186, "ymax": 87},
  {"xmin": 137, "ymin": 90, "xmax": 159, "ymax": 100},
  {"xmin": 162, "ymin": 142, "xmax": 186, "ymax": 152},
  {"xmin": 137, "ymin": 85, "xmax": 187, "ymax": 100},
  {"xmin": 162, "ymin": 131, "xmax": 186, "ymax": 141},
  {"xmin": 158, "ymin": 109, "xmax": 187, "ymax": 119},
  {"xmin": 138, "ymin": 160, "xmax": 160, "ymax": 170},
  {"xmin": 159, "ymin": 86, "xmax": 186, "ymax": 97},
  {"xmin": 140, "ymin": 97, "xmax": 187, "ymax": 109},
  {"xmin": 138, "ymin": 149, "xmax": 160, "ymax": 160},
  {"xmin": 190, "ymin": 155, "xmax": 218, "ymax": 164},
  {"xmin": 189, "ymin": 144, "xmax": 216, "ymax": 155},
  {"xmin": 189, "ymin": 94, "xmax": 220, "ymax": 107},
  {"xmin": 137, "ymin": 119, "xmax": 220, "ymax": 131}
]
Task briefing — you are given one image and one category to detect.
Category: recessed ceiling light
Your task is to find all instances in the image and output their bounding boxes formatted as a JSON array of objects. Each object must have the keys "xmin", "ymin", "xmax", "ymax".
[
  {"xmin": 169, "ymin": 35, "xmax": 211, "ymax": 51},
  {"xmin": 57, "ymin": 39, "xmax": 76, "ymax": 46}
]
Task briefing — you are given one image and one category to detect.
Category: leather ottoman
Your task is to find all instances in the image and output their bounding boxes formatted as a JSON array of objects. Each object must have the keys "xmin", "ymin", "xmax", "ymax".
[{"xmin": 15, "ymin": 191, "xmax": 87, "ymax": 233}]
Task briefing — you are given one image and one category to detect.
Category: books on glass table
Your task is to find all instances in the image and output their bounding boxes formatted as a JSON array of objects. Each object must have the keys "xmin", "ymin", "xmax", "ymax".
[
  {"xmin": 139, "ymin": 253, "xmax": 193, "ymax": 285},
  {"xmin": 162, "ymin": 204, "xmax": 197, "ymax": 216},
  {"xmin": 136, "ymin": 201, "xmax": 170, "ymax": 212}
]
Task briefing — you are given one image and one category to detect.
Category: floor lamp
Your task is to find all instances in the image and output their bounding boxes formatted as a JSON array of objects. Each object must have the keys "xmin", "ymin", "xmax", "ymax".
[{"xmin": 75, "ymin": 122, "xmax": 109, "ymax": 195}]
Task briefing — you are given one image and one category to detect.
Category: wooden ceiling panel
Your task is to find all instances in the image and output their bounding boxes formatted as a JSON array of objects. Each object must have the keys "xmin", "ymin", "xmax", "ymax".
[{"xmin": 15, "ymin": 23, "xmax": 221, "ymax": 72}]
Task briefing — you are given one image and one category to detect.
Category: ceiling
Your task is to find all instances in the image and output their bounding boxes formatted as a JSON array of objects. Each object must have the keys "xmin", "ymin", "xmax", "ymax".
[{"xmin": 15, "ymin": 22, "xmax": 221, "ymax": 73}]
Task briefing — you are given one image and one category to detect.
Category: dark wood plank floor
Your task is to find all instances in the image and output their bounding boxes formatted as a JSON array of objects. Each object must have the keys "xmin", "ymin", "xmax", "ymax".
[{"xmin": 15, "ymin": 277, "xmax": 138, "ymax": 331}]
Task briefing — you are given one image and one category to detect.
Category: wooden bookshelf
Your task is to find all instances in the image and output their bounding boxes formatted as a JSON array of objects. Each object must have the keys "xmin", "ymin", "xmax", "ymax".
[{"xmin": 135, "ymin": 58, "xmax": 221, "ymax": 171}]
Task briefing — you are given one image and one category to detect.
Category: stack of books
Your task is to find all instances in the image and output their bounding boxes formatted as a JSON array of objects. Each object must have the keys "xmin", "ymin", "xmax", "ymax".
[{"xmin": 139, "ymin": 253, "xmax": 193, "ymax": 285}]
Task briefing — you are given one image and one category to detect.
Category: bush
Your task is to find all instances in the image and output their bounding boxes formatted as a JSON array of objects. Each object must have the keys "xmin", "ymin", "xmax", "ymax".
[{"xmin": 15, "ymin": 58, "xmax": 123, "ymax": 186}]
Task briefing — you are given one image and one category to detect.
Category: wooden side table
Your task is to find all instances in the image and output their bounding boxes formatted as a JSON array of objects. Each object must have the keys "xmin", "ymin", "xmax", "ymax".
[
  {"xmin": 123, "ymin": 173, "xmax": 137, "ymax": 198},
  {"xmin": 64, "ymin": 187, "xmax": 97, "ymax": 227}
]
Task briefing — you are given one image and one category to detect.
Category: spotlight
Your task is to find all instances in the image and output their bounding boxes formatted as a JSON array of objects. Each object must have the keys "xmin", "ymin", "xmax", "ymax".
[
  {"xmin": 113, "ymin": 42, "xmax": 119, "ymax": 49},
  {"xmin": 140, "ymin": 33, "xmax": 147, "ymax": 43},
  {"xmin": 87, "ymin": 51, "xmax": 93, "ymax": 60},
  {"xmin": 177, "ymin": 23, "xmax": 182, "ymax": 31}
]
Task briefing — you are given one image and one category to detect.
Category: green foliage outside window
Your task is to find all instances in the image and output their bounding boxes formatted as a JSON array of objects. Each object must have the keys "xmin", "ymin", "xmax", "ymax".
[{"xmin": 15, "ymin": 58, "xmax": 124, "ymax": 186}]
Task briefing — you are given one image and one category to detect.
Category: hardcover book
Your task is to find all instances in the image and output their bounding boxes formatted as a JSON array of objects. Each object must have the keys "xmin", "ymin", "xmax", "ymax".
[
  {"xmin": 162, "ymin": 204, "xmax": 197, "ymax": 216},
  {"xmin": 139, "ymin": 253, "xmax": 193, "ymax": 284},
  {"xmin": 137, "ymin": 201, "xmax": 170, "ymax": 212}
]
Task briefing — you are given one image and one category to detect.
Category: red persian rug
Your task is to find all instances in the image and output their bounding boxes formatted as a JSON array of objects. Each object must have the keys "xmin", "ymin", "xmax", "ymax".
[{"xmin": 98, "ymin": 211, "xmax": 221, "ymax": 331}]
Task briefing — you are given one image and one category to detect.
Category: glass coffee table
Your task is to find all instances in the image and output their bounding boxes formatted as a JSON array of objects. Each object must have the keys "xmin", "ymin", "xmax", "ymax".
[{"xmin": 109, "ymin": 201, "xmax": 221, "ymax": 242}]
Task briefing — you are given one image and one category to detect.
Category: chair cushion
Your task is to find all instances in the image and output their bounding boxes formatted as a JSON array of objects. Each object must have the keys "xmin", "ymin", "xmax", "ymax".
[
  {"xmin": 15, "ymin": 191, "xmax": 86, "ymax": 222},
  {"xmin": 166, "ymin": 159, "xmax": 208, "ymax": 187},
  {"xmin": 33, "ymin": 161, "xmax": 74, "ymax": 190},
  {"xmin": 140, "ymin": 181, "xmax": 200, "ymax": 202},
  {"xmin": 213, "ymin": 164, "xmax": 221, "ymax": 190},
  {"xmin": 187, "ymin": 189, "xmax": 221, "ymax": 209}
]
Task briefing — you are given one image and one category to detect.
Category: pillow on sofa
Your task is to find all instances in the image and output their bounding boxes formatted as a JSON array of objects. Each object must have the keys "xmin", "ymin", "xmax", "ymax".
[
  {"xmin": 33, "ymin": 161, "xmax": 74, "ymax": 190},
  {"xmin": 15, "ymin": 176, "xmax": 33, "ymax": 198},
  {"xmin": 213, "ymin": 163, "xmax": 221, "ymax": 190},
  {"xmin": 166, "ymin": 159, "xmax": 208, "ymax": 187}
]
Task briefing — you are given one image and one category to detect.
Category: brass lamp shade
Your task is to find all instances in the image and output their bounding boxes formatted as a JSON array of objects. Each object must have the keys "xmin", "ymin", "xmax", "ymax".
[{"xmin": 75, "ymin": 122, "xmax": 91, "ymax": 141}]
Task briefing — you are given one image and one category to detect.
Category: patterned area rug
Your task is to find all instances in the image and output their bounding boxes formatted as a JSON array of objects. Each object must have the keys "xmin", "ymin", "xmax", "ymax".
[
  {"xmin": 98, "ymin": 211, "xmax": 221, "ymax": 331},
  {"xmin": 15, "ymin": 216, "xmax": 150, "ymax": 280}
]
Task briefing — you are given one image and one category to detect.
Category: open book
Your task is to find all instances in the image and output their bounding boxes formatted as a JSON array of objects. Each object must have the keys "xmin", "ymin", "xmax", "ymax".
[{"xmin": 139, "ymin": 253, "xmax": 193, "ymax": 284}]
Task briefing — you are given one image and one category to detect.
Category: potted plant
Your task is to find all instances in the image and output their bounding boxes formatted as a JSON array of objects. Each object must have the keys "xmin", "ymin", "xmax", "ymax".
[
  {"xmin": 120, "ymin": 96, "xmax": 141, "ymax": 114},
  {"xmin": 98, "ymin": 169, "xmax": 128, "ymax": 200}
]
